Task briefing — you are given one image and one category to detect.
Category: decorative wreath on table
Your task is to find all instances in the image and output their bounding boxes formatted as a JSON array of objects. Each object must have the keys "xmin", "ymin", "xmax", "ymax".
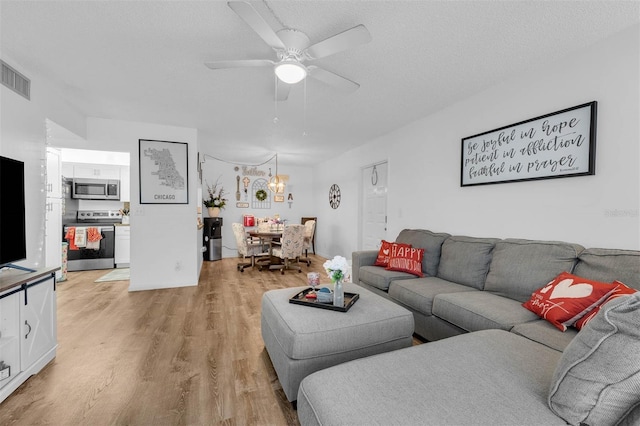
[{"xmin": 255, "ymin": 189, "xmax": 268, "ymax": 201}]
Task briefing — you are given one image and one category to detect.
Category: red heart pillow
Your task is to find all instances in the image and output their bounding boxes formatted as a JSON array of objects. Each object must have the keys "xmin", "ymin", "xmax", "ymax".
[
  {"xmin": 374, "ymin": 240, "xmax": 411, "ymax": 267},
  {"xmin": 522, "ymin": 272, "xmax": 617, "ymax": 331},
  {"xmin": 385, "ymin": 245, "xmax": 424, "ymax": 277},
  {"xmin": 574, "ymin": 281, "xmax": 638, "ymax": 330}
]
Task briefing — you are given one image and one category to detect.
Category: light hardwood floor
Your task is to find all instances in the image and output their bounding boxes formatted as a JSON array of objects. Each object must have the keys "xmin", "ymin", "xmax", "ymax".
[{"xmin": 0, "ymin": 257, "xmax": 332, "ymax": 425}]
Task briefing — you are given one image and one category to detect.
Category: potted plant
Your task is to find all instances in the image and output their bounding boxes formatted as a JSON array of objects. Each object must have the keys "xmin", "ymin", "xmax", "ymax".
[{"xmin": 203, "ymin": 180, "xmax": 227, "ymax": 217}]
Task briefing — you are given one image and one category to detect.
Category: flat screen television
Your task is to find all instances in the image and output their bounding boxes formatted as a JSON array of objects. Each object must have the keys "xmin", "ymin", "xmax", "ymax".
[{"xmin": 0, "ymin": 155, "xmax": 27, "ymax": 266}]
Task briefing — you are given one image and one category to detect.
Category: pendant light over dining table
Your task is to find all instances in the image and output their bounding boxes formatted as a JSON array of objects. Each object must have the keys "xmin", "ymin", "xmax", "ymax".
[{"xmin": 268, "ymin": 153, "xmax": 286, "ymax": 193}]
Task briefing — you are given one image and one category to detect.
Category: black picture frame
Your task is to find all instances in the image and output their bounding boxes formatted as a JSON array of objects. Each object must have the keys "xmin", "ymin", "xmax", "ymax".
[
  {"xmin": 461, "ymin": 101, "xmax": 597, "ymax": 187},
  {"xmin": 139, "ymin": 139, "xmax": 189, "ymax": 204}
]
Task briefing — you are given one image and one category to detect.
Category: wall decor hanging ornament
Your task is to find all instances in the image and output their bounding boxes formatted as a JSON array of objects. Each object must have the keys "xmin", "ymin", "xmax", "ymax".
[
  {"xmin": 329, "ymin": 184, "xmax": 341, "ymax": 209},
  {"xmin": 255, "ymin": 189, "xmax": 268, "ymax": 201}
]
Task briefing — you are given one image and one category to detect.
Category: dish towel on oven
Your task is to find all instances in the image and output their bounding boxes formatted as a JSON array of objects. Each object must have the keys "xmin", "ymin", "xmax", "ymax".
[
  {"xmin": 74, "ymin": 227, "xmax": 87, "ymax": 248},
  {"xmin": 65, "ymin": 227, "xmax": 78, "ymax": 250},
  {"xmin": 86, "ymin": 227, "xmax": 102, "ymax": 250}
]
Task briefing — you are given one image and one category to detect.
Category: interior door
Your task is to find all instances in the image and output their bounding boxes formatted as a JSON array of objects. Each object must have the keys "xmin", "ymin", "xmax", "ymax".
[{"xmin": 360, "ymin": 162, "xmax": 388, "ymax": 250}]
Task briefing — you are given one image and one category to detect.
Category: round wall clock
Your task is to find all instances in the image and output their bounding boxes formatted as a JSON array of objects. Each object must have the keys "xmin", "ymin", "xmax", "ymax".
[{"xmin": 329, "ymin": 184, "xmax": 341, "ymax": 209}]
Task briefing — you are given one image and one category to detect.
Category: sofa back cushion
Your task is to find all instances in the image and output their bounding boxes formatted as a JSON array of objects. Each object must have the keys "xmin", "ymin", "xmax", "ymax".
[
  {"xmin": 484, "ymin": 239, "xmax": 583, "ymax": 302},
  {"xmin": 436, "ymin": 236, "xmax": 499, "ymax": 289},
  {"xmin": 573, "ymin": 248, "xmax": 640, "ymax": 290},
  {"xmin": 548, "ymin": 293, "xmax": 640, "ymax": 426},
  {"xmin": 396, "ymin": 229, "xmax": 450, "ymax": 277}
]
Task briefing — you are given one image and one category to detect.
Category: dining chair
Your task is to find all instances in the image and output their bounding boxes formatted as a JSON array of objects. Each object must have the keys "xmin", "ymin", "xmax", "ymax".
[
  {"xmin": 231, "ymin": 223, "xmax": 268, "ymax": 272},
  {"xmin": 270, "ymin": 224, "xmax": 305, "ymax": 274},
  {"xmin": 301, "ymin": 217, "xmax": 317, "ymax": 254},
  {"xmin": 301, "ymin": 220, "xmax": 316, "ymax": 266}
]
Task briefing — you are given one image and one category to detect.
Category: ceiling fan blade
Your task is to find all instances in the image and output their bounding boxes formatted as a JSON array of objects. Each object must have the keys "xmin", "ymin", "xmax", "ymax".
[
  {"xmin": 276, "ymin": 81, "xmax": 291, "ymax": 102},
  {"xmin": 305, "ymin": 24, "xmax": 372, "ymax": 60},
  {"xmin": 228, "ymin": 1, "xmax": 285, "ymax": 50},
  {"xmin": 205, "ymin": 59, "xmax": 274, "ymax": 70},
  {"xmin": 308, "ymin": 66, "xmax": 360, "ymax": 93}
]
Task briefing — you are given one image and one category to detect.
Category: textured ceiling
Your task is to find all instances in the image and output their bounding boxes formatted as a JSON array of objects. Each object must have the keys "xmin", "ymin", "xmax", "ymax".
[{"xmin": 1, "ymin": 1, "xmax": 638, "ymax": 165}]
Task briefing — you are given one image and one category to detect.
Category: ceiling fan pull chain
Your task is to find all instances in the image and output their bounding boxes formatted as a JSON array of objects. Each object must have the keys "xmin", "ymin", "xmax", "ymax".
[
  {"xmin": 273, "ymin": 74, "xmax": 279, "ymax": 123},
  {"xmin": 303, "ymin": 77, "xmax": 307, "ymax": 137}
]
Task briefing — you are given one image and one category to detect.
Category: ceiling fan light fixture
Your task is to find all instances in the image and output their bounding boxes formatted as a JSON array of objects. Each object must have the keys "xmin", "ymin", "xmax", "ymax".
[{"xmin": 275, "ymin": 60, "xmax": 307, "ymax": 84}]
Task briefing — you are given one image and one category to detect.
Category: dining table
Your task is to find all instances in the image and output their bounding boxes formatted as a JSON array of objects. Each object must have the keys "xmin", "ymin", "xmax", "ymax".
[{"xmin": 248, "ymin": 230, "xmax": 283, "ymax": 270}]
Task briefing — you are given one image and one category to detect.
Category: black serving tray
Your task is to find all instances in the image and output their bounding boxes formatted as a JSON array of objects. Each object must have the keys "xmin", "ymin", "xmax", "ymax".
[{"xmin": 289, "ymin": 287, "xmax": 360, "ymax": 312}]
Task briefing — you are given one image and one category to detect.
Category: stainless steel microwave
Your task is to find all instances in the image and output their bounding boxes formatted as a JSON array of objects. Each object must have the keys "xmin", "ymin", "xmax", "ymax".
[{"xmin": 71, "ymin": 178, "xmax": 120, "ymax": 200}]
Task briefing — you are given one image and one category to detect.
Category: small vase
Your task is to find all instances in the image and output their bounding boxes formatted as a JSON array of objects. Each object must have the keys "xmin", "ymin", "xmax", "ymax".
[
  {"xmin": 208, "ymin": 207, "xmax": 220, "ymax": 217},
  {"xmin": 333, "ymin": 280, "xmax": 344, "ymax": 307}
]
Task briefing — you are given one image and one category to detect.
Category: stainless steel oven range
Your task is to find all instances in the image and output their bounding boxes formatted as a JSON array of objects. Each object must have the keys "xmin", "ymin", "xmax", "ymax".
[{"xmin": 63, "ymin": 210, "xmax": 122, "ymax": 271}]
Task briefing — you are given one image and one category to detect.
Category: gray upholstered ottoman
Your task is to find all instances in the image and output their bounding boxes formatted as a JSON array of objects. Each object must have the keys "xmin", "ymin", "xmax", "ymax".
[{"xmin": 261, "ymin": 283, "xmax": 414, "ymax": 402}]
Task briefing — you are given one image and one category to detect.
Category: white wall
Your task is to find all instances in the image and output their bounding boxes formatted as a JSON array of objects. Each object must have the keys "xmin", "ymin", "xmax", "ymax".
[
  {"xmin": 314, "ymin": 24, "xmax": 640, "ymax": 258},
  {"xmin": 0, "ymin": 55, "xmax": 87, "ymax": 270},
  {"xmin": 85, "ymin": 118, "xmax": 199, "ymax": 291},
  {"xmin": 199, "ymin": 154, "xmax": 314, "ymax": 258}
]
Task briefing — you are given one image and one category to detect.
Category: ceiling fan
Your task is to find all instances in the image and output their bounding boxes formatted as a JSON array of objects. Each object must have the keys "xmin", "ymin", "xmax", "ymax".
[{"xmin": 205, "ymin": 1, "xmax": 372, "ymax": 101}]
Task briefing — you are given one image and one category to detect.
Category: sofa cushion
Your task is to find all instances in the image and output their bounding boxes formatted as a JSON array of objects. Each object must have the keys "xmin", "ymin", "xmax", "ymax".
[
  {"xmin": 574, "ymin": 281, "xmax": 638, "ymax": 330},
  {"xmin": 432, "ymin": 291, "xmax": 539, "ymax": 332},
  {"xmin": 573, "ymin": 248, "xmax": 640, "ymax": 290},
  {"xmin": 358, "ymin": 265, "xmax": 414, "ymax": 291},
  {"xmin": 484, "ymin": 239, "xmax": 583, "ymax": 303},
  {"xmin": 522, "ymin": 272, "xmax": 617, "ymax": 331},
  {"xmin": 511, "ymin": 320, "xmax": 578, "ymax": 352},
  {"xmin": 386, "ymin": 246, "xmax": 424, "ymax": 277},
  {"xmin": 549, "ymin": 293, "xmax": 640, "ymax": 426},
  {"xmin": 388, "ymin": 277, "xmax": 478, "ymax": 315},
  {"xmin": 437, "ymin": 235, "xmax": 499, "ymax": 289},
  {"xmin": 297, "ymin": 330, "xmax": 567, "ymax": 426},
  {"xmin": 396, "ymin": 229, "xmax": 450, "ymax": 276}
]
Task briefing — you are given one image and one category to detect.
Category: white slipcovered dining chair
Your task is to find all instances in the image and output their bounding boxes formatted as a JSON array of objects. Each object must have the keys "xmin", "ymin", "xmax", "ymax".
[
  {"xmin": 301, "ymin": 220, "xmax": 316, "ymax": 266},
  {"xmin": 270, "ymin": 224, "xmax": 305, "ymax": 274},
  {"xmin": 232, "ymin": 223, "xmax": 268, "ymax": 272}
]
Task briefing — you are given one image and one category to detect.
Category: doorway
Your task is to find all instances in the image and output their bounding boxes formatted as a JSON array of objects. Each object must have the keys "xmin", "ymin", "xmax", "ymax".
[
  {"xmin": 360, "ymin": 161, "xmax": 388, "ymax": 250},
  {"xmin": 44, "ymin": 120, "xmax": 130, "ymax": 277}
]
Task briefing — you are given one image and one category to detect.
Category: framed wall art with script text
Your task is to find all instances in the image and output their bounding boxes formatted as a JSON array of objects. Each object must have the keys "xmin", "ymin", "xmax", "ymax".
[{"xmin": 461, "ymin": 101, "xmax": 597, "ymax": 187}]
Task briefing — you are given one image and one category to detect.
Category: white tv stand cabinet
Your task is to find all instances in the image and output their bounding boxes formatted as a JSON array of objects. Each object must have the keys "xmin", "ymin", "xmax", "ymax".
[{"xmin": 0, "ymin": 267, "xmax": 57, "ymax": 403}]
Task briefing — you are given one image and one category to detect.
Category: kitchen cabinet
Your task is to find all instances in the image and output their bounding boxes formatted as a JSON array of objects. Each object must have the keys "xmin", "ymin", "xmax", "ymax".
[
  {"xmin": 64, "ymin": 162, "xmax": 121, "ymax": 180},
  {"xmin": 45, "ymin": 198, "xmax": 63, "ymax": 279},
  {"xmin": 72, "ymin": 164, "xmax": 121, "ymax": 179},
  {"xmin": 46, "ymin": 148, "xmax": 62, "ymax": 198},
  {"xmin": 0, "ymin": 269, "xmax": 57, "ymax": 403},
  {"xmin": 120, "ymin": 165, "xmax": 130, "ymax": 202},
  {"xmin": 115, "ymin": 226, "xmax": 130, "ymax": 268}
]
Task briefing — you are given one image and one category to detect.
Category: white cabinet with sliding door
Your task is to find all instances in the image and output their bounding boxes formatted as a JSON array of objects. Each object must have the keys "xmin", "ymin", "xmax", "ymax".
[
  {"xmin": 20, "ymin": 276, "xmax": 57, "ymax": 369},
  {"xmin": 0, "ymin": 269, "xmax": 57, "ymax": 404},
  {"xmin": 0, "ymin": 289, "xmax": 21, "ymax": 392}
]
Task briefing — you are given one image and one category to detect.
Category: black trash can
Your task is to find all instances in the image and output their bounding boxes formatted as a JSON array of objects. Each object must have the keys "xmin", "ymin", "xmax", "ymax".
[{"xmin": 203, "ymin": 217, "xmax": 223, "ymax": 261}]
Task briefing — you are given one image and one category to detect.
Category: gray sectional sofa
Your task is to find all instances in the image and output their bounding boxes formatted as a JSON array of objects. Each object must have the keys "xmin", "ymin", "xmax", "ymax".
[
  {"xmin": 352, "ymin": 230, "xmax": 639, "ymax": 349},
  {"xmin": 296, "ymin": 229, "xmax": 640, "ymax": 425}
]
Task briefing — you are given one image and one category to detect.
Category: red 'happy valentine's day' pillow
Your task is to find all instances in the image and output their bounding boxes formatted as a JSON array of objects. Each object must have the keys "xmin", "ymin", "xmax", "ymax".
[
  {"xmin": 385, "ymin": 245, "xmax": 424, "ymax": 277},
  {"xmin": 374, "ymin": 240, "xmax": 411, "ymax": 267}
]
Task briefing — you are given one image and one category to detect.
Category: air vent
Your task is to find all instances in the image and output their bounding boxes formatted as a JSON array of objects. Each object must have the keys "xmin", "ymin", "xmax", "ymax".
[{"xmin": 1, "ymin": 60, "xmax": 30, "ymax": 100}]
